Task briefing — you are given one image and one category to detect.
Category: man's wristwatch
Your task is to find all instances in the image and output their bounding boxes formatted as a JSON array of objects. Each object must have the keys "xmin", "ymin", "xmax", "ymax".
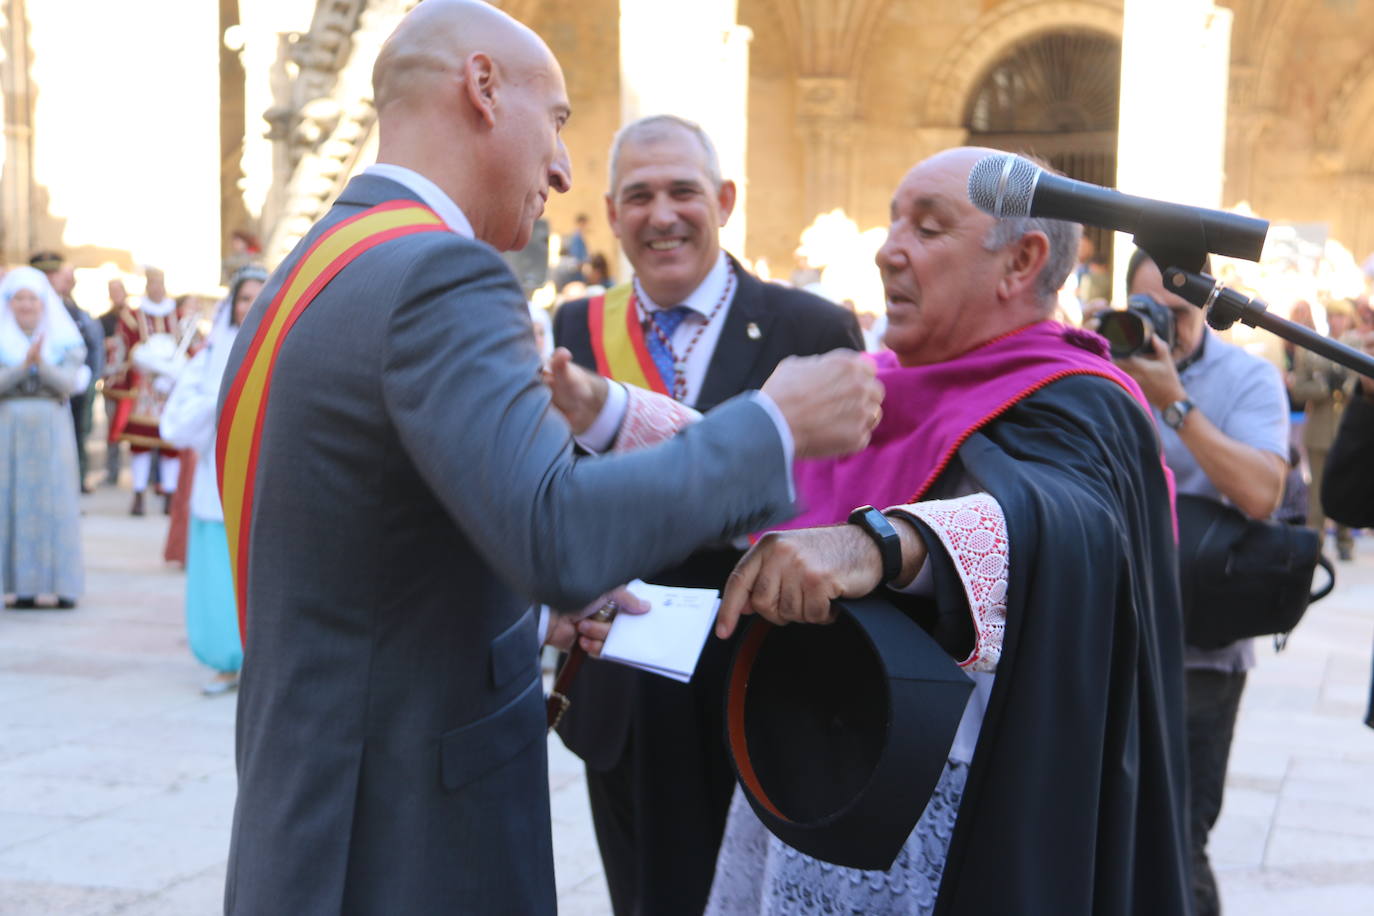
[
  {"xmin": 847, "ymin": 505, "xmax": 902, "ymax": 587},
  {"xmin": 1161, "ymin": 397, "xmax": 1195, "ymax": 431}
]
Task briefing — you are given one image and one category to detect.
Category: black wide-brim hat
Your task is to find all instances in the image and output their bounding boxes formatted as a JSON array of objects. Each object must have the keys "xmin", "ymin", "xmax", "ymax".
[{"xmin": 725, "ymin": 596, "xmax": 975, "ymax": 871}]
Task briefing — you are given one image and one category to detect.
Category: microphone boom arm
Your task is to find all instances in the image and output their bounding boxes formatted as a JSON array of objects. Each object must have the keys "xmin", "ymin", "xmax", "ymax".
[{"xmin": 1163, "ymin": 267, "xmax": 1374, "ymax": 380}]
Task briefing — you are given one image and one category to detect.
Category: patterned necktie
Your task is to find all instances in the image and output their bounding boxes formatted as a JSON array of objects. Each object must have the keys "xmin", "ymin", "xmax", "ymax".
[{"xmin": 644, "ymin": 305, "xmax": 692, "ymax": 395}]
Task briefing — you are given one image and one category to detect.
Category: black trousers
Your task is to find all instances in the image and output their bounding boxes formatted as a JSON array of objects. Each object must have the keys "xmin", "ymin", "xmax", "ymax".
[
  {"xmin": 584, "ymin": 640, "xmax": 737, "ymax": 916},
  {"xmin": 70, "ymin": 392, "xmax": 90, "ymax": 486},
  {"xmin": 1185, "ymin": 667, "xmax": 1248, "ymax": 916}
]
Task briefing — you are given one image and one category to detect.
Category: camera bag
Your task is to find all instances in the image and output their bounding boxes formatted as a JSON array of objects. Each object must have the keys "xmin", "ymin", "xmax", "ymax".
[{"xmin": 1176, "ymin": 494, "xmax": 1334, "ymax": 650}]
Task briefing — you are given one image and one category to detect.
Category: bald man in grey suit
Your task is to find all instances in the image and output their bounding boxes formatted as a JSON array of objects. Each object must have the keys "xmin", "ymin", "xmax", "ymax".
[{"xmin": 218, "ymin": 3, "xmax": 882, "ymax": 914}]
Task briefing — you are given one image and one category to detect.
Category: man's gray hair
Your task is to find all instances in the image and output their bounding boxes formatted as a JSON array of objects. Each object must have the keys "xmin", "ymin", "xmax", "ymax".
[
  {"xmin": 607, "ymin": 114, "xmax": 723, "ymax": 193},
  {"xmin": 982, "ymin": 215, "xmax": 1081, "ymax": 304},
  {"xmin": 979, "ymin": 155, "xmax": 1081, "ymax": 305}
]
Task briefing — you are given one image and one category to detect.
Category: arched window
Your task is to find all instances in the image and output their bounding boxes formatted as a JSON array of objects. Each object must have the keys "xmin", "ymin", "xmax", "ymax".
[{"xmin": 965, "ymin": 30, "xmax": 1121, "ymax": 260}]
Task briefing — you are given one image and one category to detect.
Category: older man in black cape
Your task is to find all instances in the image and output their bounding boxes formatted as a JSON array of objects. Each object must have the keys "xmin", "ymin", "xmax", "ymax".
[{"xmin": 708, "ymin": 148, "xmax": 1191, "ymax": 914}]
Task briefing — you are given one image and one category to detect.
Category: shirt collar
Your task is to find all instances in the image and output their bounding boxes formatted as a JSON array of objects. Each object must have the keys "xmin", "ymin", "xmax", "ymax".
[
  {"xmin": 634, "ymin": 251, "xmax": 732, "ymax": 318},
  {"xmin": 362, "ymin": 163, "xmax": 474, "ymax": 239}
]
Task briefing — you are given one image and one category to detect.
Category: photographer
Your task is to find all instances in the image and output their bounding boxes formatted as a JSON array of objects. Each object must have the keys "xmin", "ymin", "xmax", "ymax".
[
  {"xmin": 1113, "ymin": 249, "xmax": 1289, "ymax": 916},
  {"xmin": 1320, "ymin": 332, "xmax": 1374, "ymax": 529}
]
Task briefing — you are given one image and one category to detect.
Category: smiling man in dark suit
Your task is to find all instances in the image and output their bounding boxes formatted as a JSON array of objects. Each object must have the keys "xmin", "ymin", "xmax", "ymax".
[
  {"xmin": 216, "ymin": 3, "xmax": 883, "ymax": 914},
  {"xmin": 552, "ymin": 114, "xmax": 863, "ymax": 916}
]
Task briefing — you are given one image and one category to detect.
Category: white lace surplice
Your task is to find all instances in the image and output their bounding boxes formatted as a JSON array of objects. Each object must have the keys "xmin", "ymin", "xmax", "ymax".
[
  {"xmin": 706, "ymin": 493, "xmax": 1010, "ymax": 916},
  {"xmin": 603, "ymin": 384, "xmax": 1014, "ymax": 915}
]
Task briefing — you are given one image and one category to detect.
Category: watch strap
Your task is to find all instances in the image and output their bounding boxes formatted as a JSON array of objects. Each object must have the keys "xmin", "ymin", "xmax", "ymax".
[{"xmin": 848, "ymin": 505, "xmax": 902, "ymax": 587}]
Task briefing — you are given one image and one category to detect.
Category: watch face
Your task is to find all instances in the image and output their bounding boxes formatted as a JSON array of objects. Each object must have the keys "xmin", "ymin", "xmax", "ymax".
[{"xmin": 1163, "ymin": 401, "xmax": 1191, "ymax": 429}]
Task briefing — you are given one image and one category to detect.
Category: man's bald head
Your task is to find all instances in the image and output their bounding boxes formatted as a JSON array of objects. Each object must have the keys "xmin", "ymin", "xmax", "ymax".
[
  {"xmin": 370, "ymin": 0, "xmax": 572, "ymax": 251},
  {"xmin": 372, "ymin": 0, "xmax": 554, "ymax": 114}
]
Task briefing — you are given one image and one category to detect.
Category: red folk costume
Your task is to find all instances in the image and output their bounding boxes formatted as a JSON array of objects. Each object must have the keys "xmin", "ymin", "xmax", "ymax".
[{"xmin": 107, "ymin": 296, "xmax": 180, "ymax": 456}]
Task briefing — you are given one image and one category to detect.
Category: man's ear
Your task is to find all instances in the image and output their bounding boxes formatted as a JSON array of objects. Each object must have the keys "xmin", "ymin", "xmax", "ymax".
[
  {"xmin": 715, "ymin": 179, "xmax": 738, "ymax": 226},
  {"xmin": 462, "ymin": 52, "xmax": 498, "ymax": 129},
  {"xmin": 999, "ymin": 231, "xmax": 1050, "ymax": 301}
]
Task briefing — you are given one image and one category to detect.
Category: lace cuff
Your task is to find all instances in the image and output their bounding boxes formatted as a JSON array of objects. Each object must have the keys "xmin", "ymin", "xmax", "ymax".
[
  {"xmin": 614, "ymin": 385, "xmax": 702, "ymax": 452},
  {"xmin": 888, "ymin": 493, "xmax": 1009, "ymax": 673}
]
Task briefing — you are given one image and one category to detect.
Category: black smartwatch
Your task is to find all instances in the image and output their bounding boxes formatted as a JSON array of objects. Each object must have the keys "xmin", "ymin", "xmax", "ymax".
[{"xmin": 847, "ymin": 505, "xmax": 903, "ymax": 587}]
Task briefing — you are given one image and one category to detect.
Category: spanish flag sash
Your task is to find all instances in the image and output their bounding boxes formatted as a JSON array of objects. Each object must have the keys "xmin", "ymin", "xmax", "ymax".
[
  {"xmin": 217, "ymin": 200, "xmax": 450, "ymax": 640},
  {"xmin": 587, "ymin": 284, "xmax": 670, "ymax": 395}
]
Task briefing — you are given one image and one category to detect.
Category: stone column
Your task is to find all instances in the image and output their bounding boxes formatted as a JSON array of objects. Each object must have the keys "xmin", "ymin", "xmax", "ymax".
[
  {"xmin": 1116, "ymin": 0, "xmax": 1232, "ymax": 295},
  {"xmin": 0, "ymin": 0, "xmax": 36, "ymax": 264},
  {"xmin": 619, "ymin": 0, "xmax": 752, "ymax": 258},
  {"xmin": 795, "ymin": 76, "xmax": 856, "ymax": 226}
]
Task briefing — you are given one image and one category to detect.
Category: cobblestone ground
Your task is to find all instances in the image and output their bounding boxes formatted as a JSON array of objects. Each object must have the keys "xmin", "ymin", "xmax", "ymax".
[{"xmin": 1, "ymin": 484, "xmax": 1372, "ymax": 914}]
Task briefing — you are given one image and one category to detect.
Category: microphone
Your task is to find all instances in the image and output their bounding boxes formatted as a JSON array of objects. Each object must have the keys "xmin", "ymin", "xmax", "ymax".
[{"xmin": 966, "ymin": 153, "xmax": 1269, "ymax": 264}]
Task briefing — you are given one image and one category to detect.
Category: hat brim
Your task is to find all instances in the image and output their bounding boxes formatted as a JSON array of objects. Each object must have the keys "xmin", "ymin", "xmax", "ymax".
[{"xmin": 726, "ymin": 596, "xmax": 975, "ymax": 870}]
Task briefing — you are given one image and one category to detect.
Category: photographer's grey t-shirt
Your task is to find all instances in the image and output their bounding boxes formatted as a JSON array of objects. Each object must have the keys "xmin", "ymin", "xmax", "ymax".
[{"xmin": 1155, "ymin": 330, "xmax": 1290, "ymax": 673}]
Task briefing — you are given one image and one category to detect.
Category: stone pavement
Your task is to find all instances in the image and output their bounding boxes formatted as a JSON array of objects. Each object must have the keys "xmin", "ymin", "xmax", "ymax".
[{"xmin": 2, "ymin": 485, "xmax": 1373, "ymax": 914}]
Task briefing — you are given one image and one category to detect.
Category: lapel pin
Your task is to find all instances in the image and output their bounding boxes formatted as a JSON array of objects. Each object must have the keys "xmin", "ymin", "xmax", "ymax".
[{"xmin": 746, "ymin": 322, "xmax": 762, "ymax": 340}]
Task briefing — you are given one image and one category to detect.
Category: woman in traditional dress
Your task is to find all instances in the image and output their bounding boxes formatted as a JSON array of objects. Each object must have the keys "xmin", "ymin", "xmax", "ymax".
[
  {"xmin": 161, "ymin": 266, "xmax": 266, "ymax": 695},
  {"xmin": 0, "ymin": 267, "xmax": 89, "ymax": 609}
]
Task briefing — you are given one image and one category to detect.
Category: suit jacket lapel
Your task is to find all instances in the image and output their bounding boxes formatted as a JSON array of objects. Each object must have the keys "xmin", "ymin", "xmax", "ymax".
[{"xmin": 696, "ymin": 256, "xmax": 776, "ymax": 410}]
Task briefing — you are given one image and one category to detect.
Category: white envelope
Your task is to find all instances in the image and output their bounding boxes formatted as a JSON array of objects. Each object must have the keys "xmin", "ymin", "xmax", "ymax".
[{"xmin": 599, "ymin": 579, "xmax": 721, "ymax": 683}]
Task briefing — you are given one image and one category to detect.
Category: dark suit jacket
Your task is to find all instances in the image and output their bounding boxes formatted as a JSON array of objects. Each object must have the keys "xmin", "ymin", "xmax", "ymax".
[
  {"xmin": 1323, "ymin": 391, "xmax": 1374, "ymax": 527},
  {"xmin": 219, "ymin": 175, "xmax": 797, "ymax": 915},
  {"xmin": 553, "ymin": 259, "xmax": 863, "ymax": 768}
]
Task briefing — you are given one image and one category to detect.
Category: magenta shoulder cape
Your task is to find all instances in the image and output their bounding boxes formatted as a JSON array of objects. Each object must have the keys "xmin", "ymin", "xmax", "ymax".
[{"xmin": 785, "ymin": 321, "xmax": 1174, "ymax": 529}]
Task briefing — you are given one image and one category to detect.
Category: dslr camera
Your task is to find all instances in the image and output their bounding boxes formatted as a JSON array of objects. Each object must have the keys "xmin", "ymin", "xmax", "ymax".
[{"xmin": 1096, "ymin": 294, "xmax": 1177, "ymax": 359}]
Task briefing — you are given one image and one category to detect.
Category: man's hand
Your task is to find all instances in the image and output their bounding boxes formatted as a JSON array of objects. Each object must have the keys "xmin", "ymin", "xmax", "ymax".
[
  {"xmin": 544, "ymin": 585, "xmax": 651, "ymax": 654},
  {"xmin": 761, "ymin": 350, "xmax": 884, "ymax": 458},
  {"xmin": 543, "ymin": 347, "xmax": 609, "ymax": 435},
  {"xmin": 715, "ymin": 525, "xmax": 883, "ymax": 639},
  {"xmin": 1116, "ymin": 336, "xmax": 1186, "ymax": 409}
]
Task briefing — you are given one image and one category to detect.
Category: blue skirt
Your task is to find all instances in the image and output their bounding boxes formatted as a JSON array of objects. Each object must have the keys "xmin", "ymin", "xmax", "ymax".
[{"xmin": 186, "ymin": 517, "xmax": 242, "ymax": 674}]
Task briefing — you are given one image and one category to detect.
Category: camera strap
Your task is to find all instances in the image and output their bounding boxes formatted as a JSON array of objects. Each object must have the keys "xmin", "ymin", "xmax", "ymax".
[{"xmin": 1176, "ymin": 331, "xmax": 1208, "ymax": 375}]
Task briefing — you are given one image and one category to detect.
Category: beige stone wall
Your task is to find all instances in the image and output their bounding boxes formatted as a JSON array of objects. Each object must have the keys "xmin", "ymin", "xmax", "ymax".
[
  {"xmin": 527, "ymin": 0, "xmax": 623, "ymax": 265},
  {"xmin": 739, "ymin": 0, "xmax": 803, "ymax": 273},
  {"xmin": 1225, "ymin": 0, "xmax": 1374, "ymax": 262},
  {"xmin": 734, "ymin": 0, "xmax": 1130, "ymax": 273}
]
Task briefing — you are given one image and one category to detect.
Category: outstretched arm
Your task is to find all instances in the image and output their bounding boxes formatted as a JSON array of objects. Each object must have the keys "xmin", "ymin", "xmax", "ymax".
[{"xmin": 382, "ymin": 243, "xmax": 879, "ymax": 610}]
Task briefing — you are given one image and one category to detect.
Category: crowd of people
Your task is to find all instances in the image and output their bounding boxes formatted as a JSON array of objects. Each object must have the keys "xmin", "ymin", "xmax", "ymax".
[
  {"xmin": 8, "ymin": 1, "xmax": 1374, "ymax": 913},
  {"xmin": 0, "ymin": 252, "xmax": 253, "ymax": 696}
]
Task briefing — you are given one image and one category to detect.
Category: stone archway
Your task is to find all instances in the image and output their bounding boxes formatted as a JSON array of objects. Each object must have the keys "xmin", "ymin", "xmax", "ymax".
[
  {"xmin": 921, "ymin": 0, "xmax": 1124, "ymax": 130},
  {"xmin": 1314, "ymin": 54, "xmax": 1374, "ymax": 258},
  {"xmin": 963, "ymin": 27, "xmax": 1120, "ymax": 259}
]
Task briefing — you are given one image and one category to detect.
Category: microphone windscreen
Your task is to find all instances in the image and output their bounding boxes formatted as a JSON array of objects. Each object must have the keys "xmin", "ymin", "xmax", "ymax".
[{"xmin": 967, "ymin": 153, "xmax": 1039, "ymax": 218}]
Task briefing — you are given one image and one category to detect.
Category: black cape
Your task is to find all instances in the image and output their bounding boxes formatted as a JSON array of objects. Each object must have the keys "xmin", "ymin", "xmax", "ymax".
[{"xmin": 914, "ymin": 374, "xmax": 1191, "ymax": 915}]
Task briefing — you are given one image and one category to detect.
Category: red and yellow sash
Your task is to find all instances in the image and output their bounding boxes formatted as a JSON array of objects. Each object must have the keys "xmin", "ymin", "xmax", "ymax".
[
  {"xmin": 216, "ymin": 200, "xmax": 449, "ymax": 640},
  {"xmin": 587, "ymin": 284, "xmax": 670, "ymax": 394}
]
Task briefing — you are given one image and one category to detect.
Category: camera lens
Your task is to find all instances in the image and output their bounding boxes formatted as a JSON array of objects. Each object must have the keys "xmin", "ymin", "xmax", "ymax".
[{"xmin": 1098, "ymin": 311, "xmax": 1150, "ymax": 359}]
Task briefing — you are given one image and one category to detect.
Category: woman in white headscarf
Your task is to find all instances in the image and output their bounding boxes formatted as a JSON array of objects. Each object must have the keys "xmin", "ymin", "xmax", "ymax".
[
  {"xmin": 161, "ymin": 266, "xmax": 266, "ymax": 695},
  {"xmin": 0, "ymin": 266, "xmax": 89, "ymax": 609}
]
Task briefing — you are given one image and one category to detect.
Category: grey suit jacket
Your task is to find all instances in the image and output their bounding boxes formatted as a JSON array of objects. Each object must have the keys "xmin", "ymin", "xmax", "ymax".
[{"xmin": 220, "ymin": 174, "xmax": 795, "ymax": 915}]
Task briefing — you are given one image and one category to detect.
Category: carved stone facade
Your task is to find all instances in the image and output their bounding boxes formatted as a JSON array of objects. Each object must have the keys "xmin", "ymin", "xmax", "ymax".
[
  {"xmin": 7, "ymin": 0, "xmax": 1354, "ymax": 281},
  {"xmin": 260, "ymin": 0, "xmax": 415, "ymax": 264}
]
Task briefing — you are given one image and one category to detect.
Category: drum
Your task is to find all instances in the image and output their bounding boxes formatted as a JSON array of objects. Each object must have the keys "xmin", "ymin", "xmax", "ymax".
[{"xmin": 131, "ymin": 332, "xmax": 188, "ymax": 380}]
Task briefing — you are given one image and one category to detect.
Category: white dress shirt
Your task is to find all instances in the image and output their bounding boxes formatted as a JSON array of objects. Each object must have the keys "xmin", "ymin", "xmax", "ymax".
[
  {"xmin": 577, "ymin": 254, "xmax": 794, "ymax": 483},
  {"xmin": 633, "ymin": 251, "xmax": 734, "ymax": 408},
  {"xmin": 362, "ymin": 163, "xmax": 475, "ymax": 239}
]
